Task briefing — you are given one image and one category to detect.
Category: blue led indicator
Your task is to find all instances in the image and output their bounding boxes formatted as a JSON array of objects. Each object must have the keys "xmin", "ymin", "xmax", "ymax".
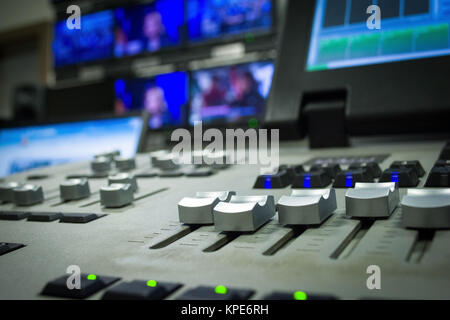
[
  {"xmin": 345, "ymin": 173, "xmax": 353, "ymax": 188},
  {"xmin": 264, "ymin": 176, "xmax": 272, "ymax": 189},
  {"xmin": 391, "ymin": 172, "xmax": 399, "ymax": 183},
  {"xmin": 303, "ymin": 174, "xmax": 311, "ymax": 188}
]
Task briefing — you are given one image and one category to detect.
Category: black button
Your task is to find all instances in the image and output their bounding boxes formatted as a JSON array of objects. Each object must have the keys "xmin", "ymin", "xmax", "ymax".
[
  {"xmin": 41, "ymin": 273, "xmax": 120, "ymax": 299},
  {"xmin": 262, "ymin": 291, "xmax": 338, "ymax": 300},
  {"xmin": 28, "ymin": 212, "xmax": 62, "ymax": 222},
  {"xmin": 333, "ymin": 169, "xmax": 373, "ymax": 188},
  {"xmin": 439, "ymin": 142, "xmax": 450, "ymax": 160},
  {"xmin": 60, "ymin": 213, "xmax": 104, "ymax": 224},
  {"xmin": 102, "ymin": 280, "xmax": 182, "ymax": 300},
  {"xmin": 310, "ymin": 163, "xmax": 341, "ymax": 179},
  {"xmin": 159, "ymin": 171, "xmax": 184, "ymax": 177},
  {"xmin": 186, "ymin": 168, "xmax": 214, "ymax": 177},
  {"xmin": 291, "ymin": 169, "xmax": 332, "ymax": 188},
  {"xmin": 0, "ymin": 242, "xmax": 25, "ymax": 256},
  {"xmin": 176, "ymin": 286, "xmax": 254, "ymax": 300},
  {"xmin": 27, "ymin": 174, "xmax": 50, "ymax": 180},
  {"xmin": 435, "ymin": 160, "xmax": 450, "ymax": 167},
  {"xmin": 0, "ymin": 211, "xmax": 29, "ymax": 220},
  {"xmin": 254, "ymin": 170, "xmax": 293, "ymax": 189},
  {"xmin": 349, "ymin": 162, "xmax": 381, "ymax": 179},
  {"xmin": 390, "ymin": 161, "xmax": 425, "ymax": 177},
  {"xmin": 425, "ymin": 166, "xmax": 450, "ymax": 187},
  {"xmin": 379, "ymin": 167, "xmax": 419, "ymax": 187},
  {"xmin": 135, "ymin": 172, "xmax": 158, "ymax": 178}
]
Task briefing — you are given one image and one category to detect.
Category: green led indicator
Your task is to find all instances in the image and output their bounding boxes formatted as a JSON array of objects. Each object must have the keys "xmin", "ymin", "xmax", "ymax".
[
  {"xmin": 147, "ymin": 280, "xmax": 157, "ymax": 287},
  {"xmin": 293, "ymin": 291, "xmax": 307, "ymax": 300},
  {"xmin": 87, "ymin": 274, "xmax": 97, "ymax": 281},
  {"xmin": 248, "ymin": 118, "xmax": 258, "ymax": 128},
  {"xmin": 245, "ymin": 33, "xmax": 255, "ymax": 43},
  {"xmin": 215, "ymin": 285, "xmax": 228, "ymax": 295}
]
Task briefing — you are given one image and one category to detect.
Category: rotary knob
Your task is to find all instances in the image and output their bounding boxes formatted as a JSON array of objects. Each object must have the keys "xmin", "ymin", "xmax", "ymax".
[
  {"xmin": 114, "ymin": 157, "xmax": 136, "ymax": 172},
  {"xmin": 100, "ymin": 184, "xmax": 134, "ymax": 208},
  {"xmin": 13, "ymin": 184, "xmax": 44, "ymax": 206},
  {"xmin": 60, "ymin": 178, "xmax": 91, "ymax": 201},
  {"xmin": 91, "ymin": 157, "xmax": 111, "ymax": 174},
  {"xmin": 0, "ymin": 182, "xmax": 23, "ymax": 203},
  {"xmin": 108, "ymin": 173, "xmax": 138, "ymax": 192}
]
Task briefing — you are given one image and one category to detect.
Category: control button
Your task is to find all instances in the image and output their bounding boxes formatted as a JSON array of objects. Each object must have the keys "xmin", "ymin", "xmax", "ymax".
[
  {"xmin": 425, "ymin": 166, "xmax": 449, "ymax": 187},
  {"xmin": 333, "ymin": 169, "xmax": 373, "ymax": 188},
  {"xmin": 390, "ymin": 160, "xmax": 425, "ymax": 177},
  {"xmin": 102, "ymin": 280, "xmax": 182, "ymax": 300},
  {"xmin": 0, "ymin": 211, "xmax": 29, "ymax": 220},
  {"xmin": 60, "ymin": 213, "xmax": 104, "ymax": 224},
  {"xmin": 292, "ymin": 170, "xmax": 332, "ymax": 188},
  {"xmin": 185, "ymin": 167, "xmax": 214, "ymax": 177},
  {"xmin": 13, "ymin": 184, "xmax": 44, "ymax": 206},
  {"xmin": 349, "ymin": 162, "xmax": 382, "ymax": 179},
  {"xmin": 310, "ymin": 163, "xmax": 341, "ymax": 179},
  {"xmin": 178, "ymin": 191, "xmax": 236, "ymax": 225},
  {"xmin": 254, "ymin": 170, "xmax": 293, "ymax": 189},
  {"xmin": 176, "ymin": 286, "xmax": 254, "ymax": 300},
  {"xmin": 379, "ymin": 168, "xmax": 419, "ymax": 187},
  {"xmin": 0, "ymin": 182, "xmax": 23, "ymax": 203},
  {"xmin": 100, "ymin": 184, "xmax": 134, "ymax": 208},
  {"xmin": 28, "ymin": 212, "xmax": 62, "ymax": 222},
  {"xmin": 0, "ymin": 243, "xmax": 25, "ymax": 256},
  {"xmin": 91, "ymin": 157, "xmax": 111, "ymax": 174},
  {"xmin": 114, "ymin": 157, "xmax": 136, "ymax": 172},
  {"xmin": 150, "ymin": 150, "xmax": 170, "ymax": 165},
  {"xmin": 153, "ymin": 154, "xmax": 179, "ymax": 171},
  {"xmin": 60, "ymin": 179, "xmax": 91, "ymax": 201},
  {"xmin": 346, "ymin": 182, "xmax": 399, "ymax": 218},
  {"xmin": 213, "ymin": 195, "xmax": 275, "ymax": 232},
  {"xmin": 435, "ymin": 159, "xmax": 450, "ymax": 167},
  {"xmin": 135, "ymin": 171, "xmax": 158, "ymax": 178},
  {"xmin": 41, "ymin": 274, "xmax": 120, "ymax": 299},
  {"xmin": 401, "ymin": 189, "xmax": 450, "ymax": 229},
  {"xmin": 158, "ymin": 170, "xmax": 184, "ymax": 178},
  {"xmin": 94, "ymin": 150, "xmax": 120, "ymax": 160},
  {"xmin": 262, "ymin": 291, "xmax": 338, "ymax": 300},
  {"xmin": 277, "ymin": 189, "xmax": 337, "ymax": 225},
  {"xmin": 108, "ymin": 173, "xmax": 138, "ymax": 192}
]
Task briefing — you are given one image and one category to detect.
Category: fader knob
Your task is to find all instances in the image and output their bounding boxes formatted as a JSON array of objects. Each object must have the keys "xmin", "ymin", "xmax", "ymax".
[
  {"xmin": 100, "ymin": 184, "xmax": 134, "ymax": 208},
  {"xmin": 0, "ymin": 182, "xmax": 22, "ymax": 203},
  {"xmin": 114, "ymin": 157, "xmax": 136, "ymax": 172},
  {"xmin": 13, "ymin": 184, "xmax": 44, "ymax": 206},
  {"xmin": 91, "ymin": 157, "xmax": 111, "ymax": 174},
  {"xmin": 108, "ymin": 173, "xmax": 138, "ymax": 192},
  {"xmin": 60, "ymin": 179, "xmax": 91, "ymax": 201}
]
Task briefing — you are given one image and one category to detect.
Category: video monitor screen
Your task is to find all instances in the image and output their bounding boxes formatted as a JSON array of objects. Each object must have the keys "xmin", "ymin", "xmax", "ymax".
[
  {"xmin": 114, "ymin": 72, "xmax": 189, "ymax": 130},
  {"xmin": 307, "ymin": 0, "xmax": 450, "ymax": 71},
  {"xmin": 53, "ymin": 10, "xmax": 115, "ymax": 67},
  {"xmin": 0, "ymin": 117, "xmax": 143, "ymax": 177},
  {"xmin": 189, "ymin": 61, "xmax": 274, "ymax": 125},
  {"xmin": 187, "ymin": 0, "xmax": 273, "ymax": 42},
  {"xmin": 114, "ymin": 0, "xmax": 185, "ymax": 57}
]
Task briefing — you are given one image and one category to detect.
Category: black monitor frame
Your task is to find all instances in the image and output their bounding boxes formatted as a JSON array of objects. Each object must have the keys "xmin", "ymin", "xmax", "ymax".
[{"xmin": 266, "ymin": 0, "xmax": 450, "ymax": 138}]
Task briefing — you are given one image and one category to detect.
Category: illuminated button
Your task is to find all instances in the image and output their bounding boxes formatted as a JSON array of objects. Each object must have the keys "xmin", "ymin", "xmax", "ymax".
[
  {"xmin": 178, "ymin": 191, "xmax": 236, "ymax": 225},
  {"xmin": 390, "ymin": 160, "xmax": 425, "ymax": 177},
  {"xmin": 379, "ymin": 168, "xmax": 419, "ymax": 187},
  {"xmin": 401, "ymin": 189, "xmax": 450, "ymax": 229},
  {"xmin": 100, "ymin": 184, "xmax": 134, "ymax": 208},
  {"xmin": 349, "ymin": 162, "xmax": 382, "ymax": 179},
  {"xmin": 0, "ymin": 182, "xmax": 23, "ymax": 203},
  {"xmin": 292, "ymin": 170, "xmax": 331, "ymax": 188},
  {"xmin": 41, "ymin": 273, "xmax": 120, "ymax": 299},
  {"xmin": 91, "ymin": 157, "xmax": 111, "ymax": 174},
  {"xmin": 346, "ymin": 183, "xmax": 399, "ymax": 218},
  {"xmin": 213, "ymin": 195, "xmax": 275, "ymax": 232},
  {"xmin": 60, "ymin": 178, "xmax": 91, "ymax": 201},
  {"xmin": 263, "ymin": 291, "xmax": 338, "ymax": 300},
  {"xmin": 311, "ymin": 163, "xmax": 341, "ymax": 179},
  {"xmin": 277, "ymin": 189, "xmax": 337, "ymax": 225},
  {"xmin": 13, "ymin": 184, "xmax": 44, "ymax": 206},
  {"xmin": 114, "ymin": 157, "xmax": 136, "ymax": 172},
  {"xmin": 108, "ymin": 173, "xmax": 138, "ymax": 192},
  {"xmin": 176, "ymin": 286, "xmax": 254, "ymax": 300},
  {"xmin": 254, "ymin": 170, "xmax": 293, "ymax": 189},
  {"xmin": 102, "ymin": 280, "xmax": 182, "ymax": 300},
  {"xmin": 333, "ymin": 169, "xmax": 372, "ymax": 188}
]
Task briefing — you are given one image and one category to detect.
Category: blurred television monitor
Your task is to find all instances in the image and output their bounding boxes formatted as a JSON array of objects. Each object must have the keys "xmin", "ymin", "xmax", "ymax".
[
  {"xmin": 53, "ymin": 10, "xmax": 115, "ymax": 67},
  {"xmin": 114, "ymin": 0, "xmax": 185, "ymax": 57},
  {"xmin": 114, "ymin": 72, "xmax": 189, "ymax": 130},
  {"xmin": 0, "ymin": 116, "xmax": 144, "ymax": 177},
  {"xmin": 189, "ymin": 61, "xmax": 274, "ymax": 125},
  {"xmin": 188, "ymin": 0, "xmax": 273, "ymax": 42}
]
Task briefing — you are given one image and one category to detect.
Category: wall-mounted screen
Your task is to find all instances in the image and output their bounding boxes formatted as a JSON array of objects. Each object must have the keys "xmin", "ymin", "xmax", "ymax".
[{"xmin": 189, "ymin": 61, "xmax": 274, "ymax": 125}]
